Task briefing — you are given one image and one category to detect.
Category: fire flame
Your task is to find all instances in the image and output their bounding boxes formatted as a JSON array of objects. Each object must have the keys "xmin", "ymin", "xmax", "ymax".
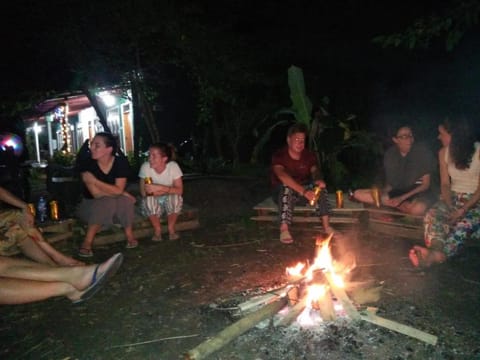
[{"xmin": 286, "ymin": 233, "xmax": 349, "ymax": 324}]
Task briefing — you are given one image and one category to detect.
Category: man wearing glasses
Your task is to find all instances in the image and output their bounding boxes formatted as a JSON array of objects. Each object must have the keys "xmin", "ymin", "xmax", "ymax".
[{"xmin": 354, "ymin": 124, "xmax": 436, "ymax": 215}]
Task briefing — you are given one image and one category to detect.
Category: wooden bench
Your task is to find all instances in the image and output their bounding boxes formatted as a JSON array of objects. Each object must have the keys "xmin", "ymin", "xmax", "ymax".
[
  {"xmin": 38, "ymin": 218, "xmax": 75, "ymax": 244},
  {"xmin": 252, "ymin": 196, "xmax": 424, "ymax": 239},
  {"xmin": 88, "ymin": 204, "xmax": 200, "ymax": 246},
  {"xmin": 251, "ymin": 194, "xmax": 365, "ymax": 225}
]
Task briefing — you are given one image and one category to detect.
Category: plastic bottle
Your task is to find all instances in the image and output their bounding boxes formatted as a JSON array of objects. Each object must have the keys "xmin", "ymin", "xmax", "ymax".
[{"xmin": 37, "ymin": 196, "xmax": 48, "ymax": 223}]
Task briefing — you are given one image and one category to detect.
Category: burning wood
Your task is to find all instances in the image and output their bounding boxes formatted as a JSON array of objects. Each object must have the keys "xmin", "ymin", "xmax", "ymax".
[{"xmin": 185, "ymin": 232, "xmax": 437, "ymax": 359}]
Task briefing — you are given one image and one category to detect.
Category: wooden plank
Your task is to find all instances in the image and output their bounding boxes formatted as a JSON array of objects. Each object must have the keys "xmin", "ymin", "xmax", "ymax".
[
  {"xmin": 360, "ymin": 308, "xmax": 437, "ymax": 345},
  {"xmin": 253, "ymin": 195, "xmax": 364, "ymax": 213},
  {"xmin": 93, "ymin": 219, "xmax": 200, "ymax": 246},
  {"xmin": 367, "ymin": 208, "xmax": 423, "ymax": 220},
  {"xmin": 250, "ymin": 215, "xmax": 358, "ymax": 224}
]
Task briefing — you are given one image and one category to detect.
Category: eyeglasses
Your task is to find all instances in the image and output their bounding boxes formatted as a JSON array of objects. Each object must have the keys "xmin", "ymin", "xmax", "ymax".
[{"xmin": 396, "ymin": 134, "xmax": 414, "ymax": 140}]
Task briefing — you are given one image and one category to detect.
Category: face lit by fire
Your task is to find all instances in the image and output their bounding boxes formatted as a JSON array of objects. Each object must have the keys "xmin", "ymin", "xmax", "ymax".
[
  {"xmin": 287, "ymin": 132, "xmax": 306, "ymax": 155},
  {"xmin": 89, "ymin": 136, "xmax": 113, "ymax": 160}
]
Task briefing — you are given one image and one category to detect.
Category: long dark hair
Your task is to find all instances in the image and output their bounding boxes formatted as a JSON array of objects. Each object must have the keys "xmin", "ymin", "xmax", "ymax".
[{"xmin": 448, "ymin": 118, "xmax": 476, "ymax": 170}]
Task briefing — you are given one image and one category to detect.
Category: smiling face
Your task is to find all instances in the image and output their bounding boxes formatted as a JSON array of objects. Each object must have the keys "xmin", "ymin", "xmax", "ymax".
[
  {"xmin": 89, "ymin": 135, "xmax": 113, "ymax": 160},
  {"xmin": 437, "ymin": 124, "xmax": 451, "ymax": 148},
  {"xmin": 392, "ymin": 126, "xmax": 414, "ymax": 155},
  {"xmin": 287, "ymin": 131, "xmax": 306, "ymax": 156},
  {"xmin": 148, "ymin": 147, "xmax": 168, "ymax": 171}
]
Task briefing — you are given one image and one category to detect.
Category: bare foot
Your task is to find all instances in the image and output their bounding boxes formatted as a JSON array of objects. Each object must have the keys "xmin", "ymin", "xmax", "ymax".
[{"xmin": 409, "ymin": 246, "xmax": 445, "ymax": 268}]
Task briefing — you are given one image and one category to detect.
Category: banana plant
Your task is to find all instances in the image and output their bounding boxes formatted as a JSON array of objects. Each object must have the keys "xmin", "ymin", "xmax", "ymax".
[{"xmin": 251, "ymin": 65, "xmax": 327, "ymax": 163}]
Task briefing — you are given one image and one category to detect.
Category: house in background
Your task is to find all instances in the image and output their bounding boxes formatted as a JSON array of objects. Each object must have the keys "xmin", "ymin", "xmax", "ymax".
[{"xmin": 23, "ymin": 86, "xmax": 134, "ymax": 163}]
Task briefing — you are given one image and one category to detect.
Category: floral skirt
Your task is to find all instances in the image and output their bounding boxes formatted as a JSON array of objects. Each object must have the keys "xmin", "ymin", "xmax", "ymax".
[
  {"xmin": 424, "ymin": 192, "xmax": 480, "ymax": 257},
  {"xmin": 0, "ymin": 209, "xmax": 34, "ymax": 256}
]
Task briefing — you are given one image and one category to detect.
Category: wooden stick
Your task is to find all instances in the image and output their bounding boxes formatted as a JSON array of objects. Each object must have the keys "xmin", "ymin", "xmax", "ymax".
[
  {"xmin": 276, "ymin": 296, "xmax": 307, "ymax": 327},
  {"xmin": 108, "ymin": 334, "xmax": 200, "ymax": 349},
  {"xmin": 185, "ymin": 296, "xmax": 288, "ymax": 360},
  {"xmin": 360, "ymin": 308, "xmax": 437, "ymax": 345},
  {"xmin": 324, "ymin": 272, "xmax": 361, "ymax": 320}
]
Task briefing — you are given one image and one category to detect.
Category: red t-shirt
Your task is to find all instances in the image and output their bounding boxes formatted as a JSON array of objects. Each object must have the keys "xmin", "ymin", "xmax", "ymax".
[{"xmin": 271, "ymin": 146, "xmax": 317, "ymax": 188}]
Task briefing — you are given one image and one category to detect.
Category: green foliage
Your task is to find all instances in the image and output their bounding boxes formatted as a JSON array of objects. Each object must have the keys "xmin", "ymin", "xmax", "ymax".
[
  {"xmin": 287, "ymin": 65, "xmax": 312, "ymax": 126},
  {"xmin": 372, "ymin": 1, "xmax": 480, "ymax": 51},
  {"xmin": 51, "ymin": 151, "xmax": 76, "ymax": 167}
]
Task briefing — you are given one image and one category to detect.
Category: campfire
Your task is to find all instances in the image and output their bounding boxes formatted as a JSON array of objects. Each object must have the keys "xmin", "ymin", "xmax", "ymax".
[{"xmin": 185, "ymin": 233, "xmax": 437, "ymax": 360}]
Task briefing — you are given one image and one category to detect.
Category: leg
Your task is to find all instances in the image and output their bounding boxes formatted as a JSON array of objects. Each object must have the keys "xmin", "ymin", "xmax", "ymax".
[
  {"xmin": 114, "ymin": 196, "xmax": 137, "ymax": 247},
  {"xmin": 166, "ymin": 194, "xmax": 183, "ymax": 240},
  {"xmin": 18, "ymin": 228, "xmax": 83, "ymax": 266},
  {"xmin": 397, "ymin": 200, "xmax": 428, "ymax": 215},
  {"xmin": 317, "ymin": 189, "xmax": 333, "ymax": 233},
  {"xmin": 275, "ymin": 186, "xmax": 296, "ymax": 243},
  {"xmin": 79, "ymin": 224, "xmax": 102, "ymax": 256},
  {"xmin": 142, "ymin": 196, "xmax": 163, "ymax": 241},
  {"xmin": 0, "ymin": 255, "xmax": 120, "ymax": 304},
  {"xmin": 149, "ymin": 215, "xmax": 162, "ymax": 238},
  {"xmin": 353, "ymin": 188, "xmax": 376, "ymax": 205}
]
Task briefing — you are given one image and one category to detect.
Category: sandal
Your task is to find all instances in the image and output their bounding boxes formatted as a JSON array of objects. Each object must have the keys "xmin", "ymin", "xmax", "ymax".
[
  {"xmin": 126, "ymin": 240, "xmax": 139, "ymax": 249},
  {"xmin": 280, "ymin": 230, "xmax": 293, "ymax": 244},
  {"xmin": 169, "ymin": 233, "xmax": 180, "ymax": 241},
  {"xmin": 151, "ymin": 234, "xmax": 163, "ymax": 242},
  {"xmin": 78, "ymin": 247, "xmax": 93, "ymax": 258},
  {"xmin": 408, "ymin": 246, "xmax": 444, "ymax": 269}
]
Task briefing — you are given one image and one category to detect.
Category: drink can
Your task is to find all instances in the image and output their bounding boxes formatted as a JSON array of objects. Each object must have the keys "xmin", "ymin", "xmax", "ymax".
[
  {"xmin": 49, "ymin": 200, "xmax": 59, "ymax": 221},
  {"xmin": 336, "ymin": 190, "xmax": 344, "ymax": 208},
  {"xmin": 371, "ymin": 187, "xmax": 381, "ymax": 208},
  {"xmin": 144, "ymin": 177, "xmax": 153, "ymax": 196},
  {"xmin": 27, "ymin": 203, "xmax": 36, "ymax": 217},
  {"xmin": 309, "ymin": 186, "xmax": 321, "ymax": 206}
]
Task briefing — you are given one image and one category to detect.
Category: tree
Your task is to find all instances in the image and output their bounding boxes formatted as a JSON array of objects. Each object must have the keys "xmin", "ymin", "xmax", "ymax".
[{"xmin": 373, "ymin": 1, "xmax": 480, "ymax": 51}]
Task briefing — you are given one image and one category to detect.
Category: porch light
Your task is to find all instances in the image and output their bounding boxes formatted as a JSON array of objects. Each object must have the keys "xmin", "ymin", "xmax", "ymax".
[{"xmin": 33, "ymin": 122, "xmax": 41, "ymax": 163}]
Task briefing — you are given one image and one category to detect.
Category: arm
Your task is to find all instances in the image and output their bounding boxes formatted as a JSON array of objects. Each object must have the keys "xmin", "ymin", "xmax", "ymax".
[
  {"xmin": 393, "ymin": 174, "xmax": 431, "ymax": 204},
  {"xmin": 438, "ymin": 147, "xmax": 452, "ymax": 207},
  {"xmin": 450, "ymin": 151, "xmax": 480, "ymax": 220},
  {"xmin": 81, "ymin": 171, "xmax": 127, "ymax": 198},
  {"xmin": 145, "ymin": 177, "xmax": 183, "ymax": 196},
  {"xmin": 272, "ymin": 164, "xmax": 306, "ymax": 195},
  {"xmin": 139, "ymin": 178, "xmax": 147, "ymax": 197},
  {"xmin": 0, "ymin": 186, "xmax": 34, "ymax": 226}
]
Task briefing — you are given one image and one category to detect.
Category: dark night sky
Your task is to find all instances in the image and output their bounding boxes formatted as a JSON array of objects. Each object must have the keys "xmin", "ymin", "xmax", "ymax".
[{"xmin": 2, "ymin": 0, "xmax": 480, "ymax": 142}]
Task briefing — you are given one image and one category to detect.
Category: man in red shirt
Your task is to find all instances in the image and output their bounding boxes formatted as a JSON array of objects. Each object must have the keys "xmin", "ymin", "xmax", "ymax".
[{"xmin": 271, "ymin": 123, "xmax": 333, "ymax": 243}]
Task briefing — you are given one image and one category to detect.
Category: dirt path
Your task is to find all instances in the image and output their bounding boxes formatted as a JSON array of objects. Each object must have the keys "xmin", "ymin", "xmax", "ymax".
[{"xmin": 1, "ymin": 178, "xmax": 479, "ymax": 359}]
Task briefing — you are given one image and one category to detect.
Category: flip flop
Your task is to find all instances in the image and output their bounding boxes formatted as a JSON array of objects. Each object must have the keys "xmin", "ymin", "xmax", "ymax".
[
  {"xmin": 169, "ymin": 233, "xmax": 180, "ymax": 241},
  {"xmin": 280, "ymin": 231, "xmax": 293, "ymax": 244},
  {"xmin": 78, "ymin": 248, "xmax": 93, "ymax": 258},
  {"xmin": 72, "ymin": 253, "xmax": 124, "ymax": 304},
  {"xmin": 151, "ymin": 234, "xmax": 163, "ymax": 242},
  {"xmin": 126, "ymin": 240, "xmax": 139, "ymax": 249}
]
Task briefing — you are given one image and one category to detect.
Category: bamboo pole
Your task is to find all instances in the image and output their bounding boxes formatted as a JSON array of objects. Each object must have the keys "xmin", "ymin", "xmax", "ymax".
[
  {"xmin": 360, "ymin": 309, "xmax": 437, "ymax": 345},
  {"xmin": 185, "ymin": 296, "xmax": 288, "ymax": 360}
]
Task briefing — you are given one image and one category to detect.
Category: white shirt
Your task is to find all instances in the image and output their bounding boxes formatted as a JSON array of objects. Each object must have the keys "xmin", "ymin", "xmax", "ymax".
[
  {"xmin": 446, "ymin": 142, "xmax": 480, "ymax": 194},
  {"xmin": 138, "ymin": 161, "xmax": 183, "ymax": 186}
]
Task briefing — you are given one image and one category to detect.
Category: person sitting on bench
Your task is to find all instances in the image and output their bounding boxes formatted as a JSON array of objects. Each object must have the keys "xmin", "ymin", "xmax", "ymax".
[
  {"xmin": 410, "ymin": 118, "xmax": 480, "ymax": 268},
  {"xmin": 271, "ymin": 123, "xmax": 333, "ymax": 244},
  {"xmin": 354, "ymin": 123, "xmax": 436, "ymax": 216},
  {"xmin": 0, "ymin": 185, "xmax": 83, "ymax": 266}
]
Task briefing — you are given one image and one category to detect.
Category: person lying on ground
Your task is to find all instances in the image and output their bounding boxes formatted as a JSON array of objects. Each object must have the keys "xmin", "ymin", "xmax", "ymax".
[
  {"xmin": 138, "ymin": 142, "xmax": 183, "ymax": 242},
  {"xmin": 354, "ymin": 123, "xmax": 436, "ymax": 216},
  {"xmin": 76, "ymin": 132, "xmax": 137, "ymax": 258},
  {"xmin": 0, "ymin": 186, "xmax": 83, "ymax": 266},
  {"xmin": 271, "ymin": 123, "xmax": 334, "ymax": 244},
  {"xmin": 0, "ymin": 252, "xmax": 123, "ymax": 304},
  {"xmin": 410, "ymin": 117, "xmax": 480, "ymax": 268}
]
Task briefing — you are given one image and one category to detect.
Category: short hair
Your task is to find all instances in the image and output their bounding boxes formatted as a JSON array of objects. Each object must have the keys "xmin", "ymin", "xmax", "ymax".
[{"xmin": 287, "ymin": 123, "xmax": 308, "ymax": 137}]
